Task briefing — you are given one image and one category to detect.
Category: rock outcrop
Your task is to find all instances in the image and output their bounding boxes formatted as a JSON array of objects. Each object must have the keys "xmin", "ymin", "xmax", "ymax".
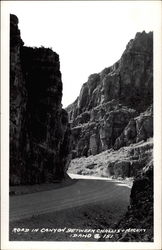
[
  {"xmin": 114, "ymin": 105, "xmax": 153, "ymax": 150},
  {"xmin": 10, "ymin": 14, "xmax": 70, "ymax": 185},
  {"xmin": 68, "ymin": 139, "xmax": 153, "ymax": 179},
  {"xmin": 113, "ymin": 159, "xmax": 153, "ymax": 242},
  {"xmin": 66, "ymin": 31, "xmax": 153, "ymax": 158}
]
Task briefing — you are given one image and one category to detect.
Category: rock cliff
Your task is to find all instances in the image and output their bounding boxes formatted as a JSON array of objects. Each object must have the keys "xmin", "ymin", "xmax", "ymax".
[
  {"xmin": 112, "ymin": 159, "xmax": 153, "ymax": 242},
  {"xmin": 10, "ymin": 14, "xmax": 70, "ymax": 185},
  {"xmin": 66, "ymin": 31, "xmax": 153, "ymax": 159},
  {"xmin": 67, "ymin": 32, "xmax": 153, "ymax": 241},
  {"xmin": 10, "ymin": 15, "xmax": 154, "ymax": 241}
]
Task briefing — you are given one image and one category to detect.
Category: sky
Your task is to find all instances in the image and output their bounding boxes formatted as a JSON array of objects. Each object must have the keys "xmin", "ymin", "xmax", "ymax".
[{"xmin": 3, "ymin": 1, "xmax": 161, "ymax": 107}]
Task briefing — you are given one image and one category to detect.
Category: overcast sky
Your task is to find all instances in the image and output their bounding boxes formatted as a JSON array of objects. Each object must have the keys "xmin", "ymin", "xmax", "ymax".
[{"xmin": 3, "ymin": 1, "xmax": 161, "ymax": 107}]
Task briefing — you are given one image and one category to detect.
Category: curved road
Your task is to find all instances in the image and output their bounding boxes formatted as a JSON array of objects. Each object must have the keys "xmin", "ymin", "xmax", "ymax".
[{"xmin": 10, "ymin": 174, "xmax": 131, "ymax": 222}]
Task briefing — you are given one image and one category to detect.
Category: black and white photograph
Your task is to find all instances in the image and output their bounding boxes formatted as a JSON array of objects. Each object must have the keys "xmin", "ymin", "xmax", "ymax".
[{"xmin": 1, "ymin": 1, "xmax": 162, "ymax": 249}]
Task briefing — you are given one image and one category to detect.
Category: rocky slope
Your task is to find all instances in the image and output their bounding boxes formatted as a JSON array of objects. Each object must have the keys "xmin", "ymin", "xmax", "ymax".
[
  {"xmin": 67, "ymin": 31, "xmax": 153, "ymax": 241},
  {"xmin": 68, "ymin": 138, "xmax": 153, "ymax": 180},
  {"xmin": 66, "ymin": 31, "xmax": 153, "ymax": 159},
  {"xmin": 10, "ymin": 14, "xmax": 70, "ymax": 185}
]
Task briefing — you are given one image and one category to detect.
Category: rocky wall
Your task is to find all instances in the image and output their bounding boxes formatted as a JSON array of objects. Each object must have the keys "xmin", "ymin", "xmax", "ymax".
[
  {"xmin": 10, "ymin": 14, "xmax": 70, "ymax": 185},
  {"xmin": 66, "ymin": 31, "xmax": 153, "ymax": 158}
]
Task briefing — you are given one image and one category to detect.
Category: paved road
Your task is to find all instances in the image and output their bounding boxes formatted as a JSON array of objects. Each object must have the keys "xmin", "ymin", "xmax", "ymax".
[{"xmin": 10, "ymin": 174, "xmax": 131, "ymax": 222}]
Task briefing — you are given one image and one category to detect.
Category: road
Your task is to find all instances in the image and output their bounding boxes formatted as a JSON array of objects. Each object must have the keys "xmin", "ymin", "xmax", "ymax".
[{"xmin": 10, "ymin": 174, "xmax": 131, "ymax": 222}]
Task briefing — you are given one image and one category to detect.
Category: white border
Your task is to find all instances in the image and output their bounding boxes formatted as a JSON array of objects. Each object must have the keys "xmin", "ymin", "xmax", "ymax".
[{"xmin": 1, "ymin": 1, "xmax": 162, "ymax": 250}]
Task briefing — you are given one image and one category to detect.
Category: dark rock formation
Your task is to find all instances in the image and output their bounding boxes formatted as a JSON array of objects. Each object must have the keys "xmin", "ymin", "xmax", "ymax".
[
  {"xmin": 113, "ymin": 160, "xmax": 153, "ymax": 242},
  {"xmin": 10, "ymin": 14, "xmax": 70, "ymax": 185},
  {"xmin": 66, "ymin": 31, "xmax": 153, "ymax": 158}
]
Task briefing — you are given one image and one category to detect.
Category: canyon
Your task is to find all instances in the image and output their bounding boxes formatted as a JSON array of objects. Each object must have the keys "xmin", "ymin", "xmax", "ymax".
[{"xmin": 10, "ymin": 14, "xmax": 153, "ymax": 241}]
